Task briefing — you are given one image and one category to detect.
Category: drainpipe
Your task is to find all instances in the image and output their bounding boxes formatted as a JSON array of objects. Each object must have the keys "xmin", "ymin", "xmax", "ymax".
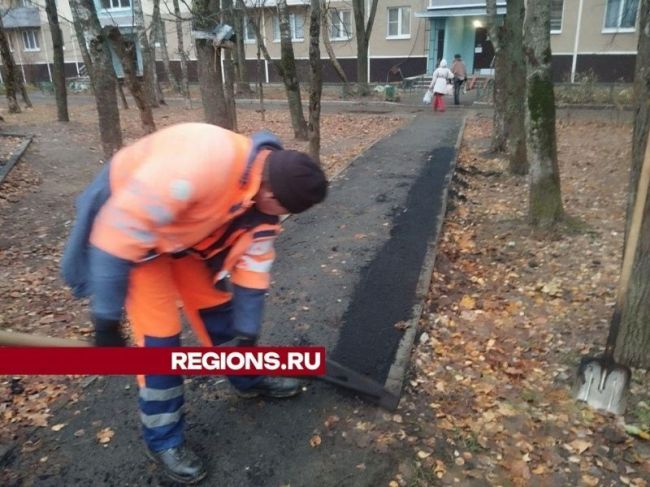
[
  {"xmin": 262, "ymin": 8, "xmax": 269, "ymax": 83},
  {"xmin": 41, "ymin": 28, "xmax": 53, "ymax": 82},
  {"xmin": 571, "ymin": 0, "xmax": 584, "ymax": 83},
  {"xmin": 366, "ymin": 0, "xmax": 370, "ymax": 84},
  {"xmin": 14, "ymin": 39, "xmax": 28, "ymax": 84},
  {"xmin": 70, "ymin": 24, "xmax": 81, "ymax": 77}
]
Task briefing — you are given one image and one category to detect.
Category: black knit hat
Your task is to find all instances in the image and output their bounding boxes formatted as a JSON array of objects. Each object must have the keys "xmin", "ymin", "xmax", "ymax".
[{"xmin": 267, "ymin": 150, "xmax": 328, "ymax": 214}]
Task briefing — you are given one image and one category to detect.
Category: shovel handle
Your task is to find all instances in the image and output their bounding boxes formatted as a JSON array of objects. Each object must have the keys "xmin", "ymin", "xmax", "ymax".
[
  {"xmin": 605, "ymin": 131, "xmax": 650, "ymax": 352},
  {"xmin": 617, "ymin": 134, "xmax": 650, "ymax": 303},
  {"xmin": 0, "ymin": 330, "xmax": 91, "ymax": 347}
]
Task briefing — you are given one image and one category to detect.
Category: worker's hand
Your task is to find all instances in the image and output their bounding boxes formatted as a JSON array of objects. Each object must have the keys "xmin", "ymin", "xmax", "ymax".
[{"xmin": 92, "ymin": 317, "xmax": 127, "ymax": 347}]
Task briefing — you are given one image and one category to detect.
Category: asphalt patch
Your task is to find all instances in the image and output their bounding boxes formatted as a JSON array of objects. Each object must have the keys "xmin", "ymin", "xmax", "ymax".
[{"xmin": 331, "ymin": 146, "xmax": 456, "ymax": 382}]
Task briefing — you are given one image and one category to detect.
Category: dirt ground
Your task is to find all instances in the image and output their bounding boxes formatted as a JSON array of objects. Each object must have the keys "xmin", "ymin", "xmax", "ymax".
[
  {"xmin": 0, "ymin": 100, "xmax": 409, "ymax": 447},
  {"xmin": 364, "ymin": 114, "xmax": 650, "ymax": 486}
]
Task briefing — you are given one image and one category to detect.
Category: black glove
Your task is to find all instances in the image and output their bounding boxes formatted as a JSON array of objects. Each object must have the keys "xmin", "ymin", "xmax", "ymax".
[
  {"xmin": 235, "ymin": 336, "xmax": 257, "ymax": 347},
  {"xmin": 93, "ymin": 317, "xmax": 127, "ymax": 347}
]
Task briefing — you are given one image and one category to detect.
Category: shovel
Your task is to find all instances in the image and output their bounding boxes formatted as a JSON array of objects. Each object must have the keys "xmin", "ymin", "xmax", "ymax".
[
  {"xmin": 573, "ymin": 133, "xmax": 650, "ymax": 415},
  {"xmin": 0, "ymin": 330, "xmax": 400, "ymax": 410}
]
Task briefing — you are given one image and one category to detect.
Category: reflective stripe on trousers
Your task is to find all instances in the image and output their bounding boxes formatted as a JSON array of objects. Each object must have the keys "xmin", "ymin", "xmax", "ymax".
[{"xmin": 139, "ymin": 335, "xmax": 185, "ymax": 452}]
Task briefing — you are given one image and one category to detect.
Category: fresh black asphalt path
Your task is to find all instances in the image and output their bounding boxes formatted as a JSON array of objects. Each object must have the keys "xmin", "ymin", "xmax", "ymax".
[{"xmin": 4, "ymin": 111, "xmax": 463, "ymax": 486}]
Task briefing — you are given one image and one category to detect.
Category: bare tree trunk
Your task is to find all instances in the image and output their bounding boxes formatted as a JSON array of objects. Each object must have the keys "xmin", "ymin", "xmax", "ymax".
[
  {"xmin": 233, "ymin": 2, "xmax": 251, "ymax": 94},
  {"xmin": 523, "ymin": 0, "xmax": 563, "ymax": 228},
  {"xmin": 173, "ymin": 0, "xmax": 191, "ymax": 108},
  {"xmin": 243, "ymin": 0, "xmax": 306, "ymax": 136},
  {"xmin": 506, "ymin": 0, "xmax": 528, "ymax": 175},
  {"xmin": 148, "ymin": 2, "xmax": 166, "ymax": 105},
  {"xmin": 69, "ymin": 0, "xmax": 122, "ymax": 158},
  {"xmin": 0, "ymin": 22, "xmax": 21, "ymax": 113},
  {"xmin": 45, "ymin": 0, "xmax": 69, "ymax": 122},
  {"xmin": 194, "ymin": 0, "xmax": 232, "ymax": 128},
  {"xmin": 615, "ymin": 0, "xmax": 650, "ymax": 369},
  {"xmin": 71, "ymin": 15, "xmax": 94, "ymax": 88},
  {"xmin": 106, "ymin": 26, "xmax": 155, "ymax": 134},
  {"xmin": 256, "ymin": 41, "xmax": 265, "ymax": 121},
  {"xmin": 351, "ymin": 0, "xmax": 378, "ymax": 93},
  {"xmin": 133, "ymin": 0, "xmax": 159, "ymax": 108},
  {"xmin": 152, "ymin": 0, "xmax": 180, "ymax": 93},
  {"xmin": 19, "ymin": 83, "xmax": 32, "ymax": 109},
  {"xmin": 222, "ymin": 0, "xmax": 238, "ymax": 130},
  {"xmin": 486, "ymin": 0, "xmax": 506, "ymax": 153},
  {"xmin": 159, "ymin": 20, "xmax": 179, "ymax": 93},
  {"xmin": 277, "ymin": 0, "xmax": 308, "ymax": 140},
  {"xmin": 308, "ymin": 0, "xmax": 322, "ymax": 163},
  {"xmin": 150, "ymin": 42, "xmax": 166, "ymax": 105},
  {"xmin": 321, "ymin": 3, "xmax": 348, "ymax": 85},
  {"xmin": 117, "ymin": 81, "xmax": 129, "ymax": 109}
]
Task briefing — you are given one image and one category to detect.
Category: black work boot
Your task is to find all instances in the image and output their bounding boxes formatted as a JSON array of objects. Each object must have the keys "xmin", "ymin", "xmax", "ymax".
[
  {"xmin": 145, "ymin": 444, "xmax": 207, "ymax": 484},
  {"xmin": 235, "ymin": 377, "xmax": 302, "ymax": 399}
]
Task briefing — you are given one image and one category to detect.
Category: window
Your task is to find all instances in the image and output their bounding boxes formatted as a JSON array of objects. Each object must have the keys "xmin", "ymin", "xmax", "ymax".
[
  {"xmin": 100, "ymin": 0, "xmax": 131, "ymax": 10},
  {"xmin": 387, "ymin": 7, "xmax": 410, "ymax": 38},
  {"xmin": 273, "ymin": 13, "xmax": 304, "ymax": 41},
  {"xmin": 21, "ymin": 29, "xmax": 39, "ymax": 51},
  {"xmin": 329, "ymin": 9, "xmax": 351, "ymax": 40},
  {"xmin": 550, "ymin": 0, "xmax": 564, "ymax": 32},
  {"xmin": 244, "ymin": 17, "xmax": 256, "ymax": 43},
  {"xmin": 604, "ymin": 0, "xmax": 639, "ymax": 31}
]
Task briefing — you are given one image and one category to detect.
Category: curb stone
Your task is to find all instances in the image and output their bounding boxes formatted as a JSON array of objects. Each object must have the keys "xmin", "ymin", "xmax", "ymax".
[{"xmin": 0, "ymin": 135, "xmax": 33, "ymax": 187}]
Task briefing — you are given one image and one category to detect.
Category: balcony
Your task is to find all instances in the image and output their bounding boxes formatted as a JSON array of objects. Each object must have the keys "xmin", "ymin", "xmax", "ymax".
[
  {"xmin": 426, "ymin": 0, "xmax": 506, "ymax": 16},
  {"xmin": 1, "ymin": 7, "xmax": 40, "ymax": 29}
]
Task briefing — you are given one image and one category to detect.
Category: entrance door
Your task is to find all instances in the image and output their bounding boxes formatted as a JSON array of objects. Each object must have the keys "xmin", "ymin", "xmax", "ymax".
[
  {"xmin": 473, "ymin": 27, "xmax": 494, "ymax": 71},
  {"xmin": 428, "ymin": 20, "xmax": 445, "ymax": 72},
  {"xmin": 435, "ymin": 28, "xmax": 445, "ymax": 66}
]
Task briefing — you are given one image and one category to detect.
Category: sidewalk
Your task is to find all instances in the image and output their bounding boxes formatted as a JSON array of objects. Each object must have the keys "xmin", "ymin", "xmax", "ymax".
[{"xmin": 3, "ymin": 111, "xmax": 464, "ymax": 486}]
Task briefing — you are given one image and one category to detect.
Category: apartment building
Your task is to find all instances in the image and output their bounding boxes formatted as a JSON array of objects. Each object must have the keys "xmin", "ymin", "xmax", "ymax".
[{"xmin": 0, "ymin": 0, "xmax": 642, "ymax": 85}]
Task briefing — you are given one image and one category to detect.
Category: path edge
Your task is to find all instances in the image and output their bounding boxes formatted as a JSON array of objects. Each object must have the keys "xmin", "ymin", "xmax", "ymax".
[{"xmin": 383, "ymin": 115, "xmax": 468, "ymax": 401}]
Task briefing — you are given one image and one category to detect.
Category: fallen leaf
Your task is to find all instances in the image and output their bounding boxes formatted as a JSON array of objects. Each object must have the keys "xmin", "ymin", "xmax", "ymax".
[
  {"xmin": 96, "ymin": 427, "xmax": 115, "ymax": 444},
  {"xmin": 417, "ymin": 450, "xmax": 431, "ymax": 459},
  {"xmin": 434, "ymin": 460, "xmax": 446, "ymax": 478},
  {"xmin": 625, "ymin": 424, "xmax": 650, "ymax": 441},
  {"xmin": 459, "ymin": 295, "xmax": 476, "ymax": 310},
  {"xmin": 582, "ymin": 474, "xmax": 600, "ymax": 486},
  {"xmin": 568, "ymin": 439, "xmax": 592, "ymax": 454},
  {"xmin": 510, "ymin": 460, "xmax": 531, "ymax": 480},
  {"xmin": 532, "ymin": 465, "xmax": 547, "ymax": 475},
  {"xmin": 324, "ymin": 415, "xmax": 340, "ymax": 429},
  {"xmin": 394, "ymin": 320, "xmax": 410, "ymax": 331},
  {"xmin": 51, "ymin": 423, "xmax": 66, "ymax": 432},
  {"xmin": 309, "ymin": 434, "xmax": 321, "ymax": 448}
]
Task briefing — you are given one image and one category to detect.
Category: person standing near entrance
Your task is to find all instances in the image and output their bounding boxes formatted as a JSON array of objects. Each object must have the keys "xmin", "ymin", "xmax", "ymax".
[
  {"xmin": 451, "ymin": 54, "xmax": 467, "ymax": 106},
  {"xmin": 428, "ymin": 59, "xmax": 453, "ymax": 112}
]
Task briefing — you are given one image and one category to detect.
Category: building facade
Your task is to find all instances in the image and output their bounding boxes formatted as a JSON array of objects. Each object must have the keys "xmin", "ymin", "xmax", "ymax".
[{"xmin": 0, "ymin": 0, "xmax": 642, "ymax": 85}]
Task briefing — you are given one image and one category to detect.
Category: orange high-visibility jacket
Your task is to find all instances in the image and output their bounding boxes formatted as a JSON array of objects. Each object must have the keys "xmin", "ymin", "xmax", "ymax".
[
  {"xmin": 65, "ymin": 124, "xmax": 283, "ymax": 329},
  {"xmin": 92, "ymin": 123, "xmax": 268, "ymax": 260}
]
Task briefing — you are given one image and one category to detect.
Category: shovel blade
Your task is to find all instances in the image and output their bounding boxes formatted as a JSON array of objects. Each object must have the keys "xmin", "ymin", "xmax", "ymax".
[{"xmin": 573, "ymin": 359, "xmax": 630, "ymax": 415}]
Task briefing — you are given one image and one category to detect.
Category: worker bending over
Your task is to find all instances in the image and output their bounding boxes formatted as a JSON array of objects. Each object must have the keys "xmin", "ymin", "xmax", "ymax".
[{"xmin": 61, "ymin": 123, "xmax": 328, "ymax": 483}]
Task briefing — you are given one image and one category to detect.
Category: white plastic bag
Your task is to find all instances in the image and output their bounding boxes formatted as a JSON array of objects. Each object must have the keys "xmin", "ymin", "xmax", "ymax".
[
  {"xmin": 446, "ymin": 84, "xmax": 454, "ymax": 96},
  {"xmin": 422, "ymin": 90, "xmax": 432, "ymax": 104}
]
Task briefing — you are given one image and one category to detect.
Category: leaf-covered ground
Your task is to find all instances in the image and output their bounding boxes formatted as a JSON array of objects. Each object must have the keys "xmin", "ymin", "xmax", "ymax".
[
  {"xmin": 371, "ymin": 114, "xmax": 650, "ymax": 486},
  {"xmin": 0, "ymin": 100, "xmax": 408, "ymax": 449}
]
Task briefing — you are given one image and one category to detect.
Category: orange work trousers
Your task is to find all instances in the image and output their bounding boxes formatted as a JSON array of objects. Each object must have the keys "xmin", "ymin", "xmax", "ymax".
[{"xmin": 126, "ymin": 254, "xmax": 258, "ymax": 451}]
